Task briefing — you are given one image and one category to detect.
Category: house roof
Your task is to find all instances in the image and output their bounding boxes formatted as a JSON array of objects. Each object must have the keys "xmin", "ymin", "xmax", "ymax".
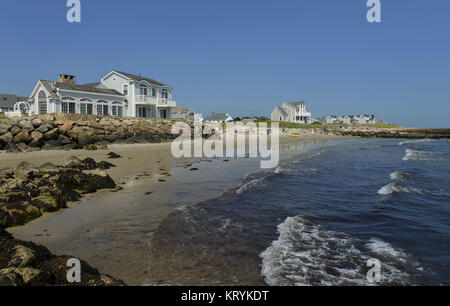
[
  {"xmin": 0, "ymin": 94, "xmax": 26, "ymax": 108},
  {"xmin": 285, "ymin": 101, "xmax": 306, "ymax": 107},
  {"xmin": 204, "ymin": 113, "xmax": 231, "ymax": 121},
  {"xmin": 274, "ymin": 106, "xmax": 288, "ymax": 117},
  {"xmin": 173, "ymin": 107, "xmax": 191, "ymax": 113},
  {"xmin": 112, "ymin": 71, "xmax": 168, "ymax": 87},
  {"xmin": 56, "ymin": 82, "xmax": 123, "ymax": 96}
]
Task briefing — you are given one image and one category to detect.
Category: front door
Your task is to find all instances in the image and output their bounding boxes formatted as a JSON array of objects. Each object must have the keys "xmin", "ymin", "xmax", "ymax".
[
  {"xmin": 159, "ymin": 109, "xmax": 167, "ymax": 119},
  {"xmin": 138, "ymin": 107, "xmax": 147, "ymax": 118}
]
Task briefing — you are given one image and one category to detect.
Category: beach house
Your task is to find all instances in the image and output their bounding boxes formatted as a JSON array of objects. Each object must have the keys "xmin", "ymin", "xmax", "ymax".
[
  {"xmin": 0, "ymin": 94, "xmax": 28, "ymax": 113},
  {"xmin": 271, "ymin": 101, "xmax": 312, "ymax": 124},
  {"xmin": 204, "ymin": 113, "xmax": 234, "ymax": 123},
  {"xmin": 28, "ymin": 71, "xmax": 176, "ymax": 118},
  {"xmin": 326, "ymin": 114, "xmax": 377, "ymax": 125}
]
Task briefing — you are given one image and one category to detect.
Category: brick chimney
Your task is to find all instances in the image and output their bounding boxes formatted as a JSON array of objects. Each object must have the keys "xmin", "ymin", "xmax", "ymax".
[{"xmin": 58, "ymin": 74, "xmax": 76, "ymax": 85}]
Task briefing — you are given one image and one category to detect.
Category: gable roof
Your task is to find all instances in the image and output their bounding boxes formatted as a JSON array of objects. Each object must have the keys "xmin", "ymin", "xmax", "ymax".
[
  {"xmin": 0, "ymin": 94, "xmax": 27, "ymax": 108},
  {"xmin": 285, "ymin": 101, "xmax": 306, "ymax": 107},
  {"xmin": 204, "ymin": 113, "xmax": 232, "ymax": 122},
  {"xmin": 111, "ymin": 71, "xmax": 168, "ymax": 87},
  {"xmin": 274, "ymin": 106, "xmax": 288, "ymax": 117}
]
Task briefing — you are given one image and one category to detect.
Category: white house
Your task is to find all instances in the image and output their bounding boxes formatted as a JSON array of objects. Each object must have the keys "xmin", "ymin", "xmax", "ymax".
[
  {"xmin": 28, "ymin": 71, "xmax": 176, "ymax": 118},
  {"xmin": 101, "ymin": 71, "xmax": 176, "ymax": 118},
  {"xmin": 204, "ymin": 113, "xmax": 234, "ymax": 123},
  {"xmin": 0, "ymin": 94, "xmax": 28, "ymax": 113},
  {"xmin": 271, "ymin": 101, "xmax": 312, "ymax": 124},
  {"xmin": 326, "ymin": 114, "xmax": 377, "ymax": 125}
]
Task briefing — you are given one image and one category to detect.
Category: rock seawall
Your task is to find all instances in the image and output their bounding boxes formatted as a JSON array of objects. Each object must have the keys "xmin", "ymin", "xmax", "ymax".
[{"xmin": 0, "ymin": 114, "xmax": 190, "ymax": 152}]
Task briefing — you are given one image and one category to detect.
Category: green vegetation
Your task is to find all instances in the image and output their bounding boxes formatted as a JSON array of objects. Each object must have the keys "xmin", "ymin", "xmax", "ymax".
[
  {"xmin": 0, "ymin": 113, "xmax": 8, "ymax": 119},
  {"xmin": 83, "ymin": 144, "xmax": 98, "ymax": 151}
]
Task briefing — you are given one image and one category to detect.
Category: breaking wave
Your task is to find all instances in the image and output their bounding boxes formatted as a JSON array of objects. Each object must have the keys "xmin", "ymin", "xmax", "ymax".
[
  {"xmin": 399, "ymin": 139, "xmax": 432, "ymax": 146},
  {"xmin": 260, "ymin": 216, "xmax": 423, "ymax": 286},
  {"xmin": 377, "ymin": 182, "xmax": 425, "ymax": 196},
  {"xmin": 402, "ymin": 149, "xmax": 435, "ymax": 161}
]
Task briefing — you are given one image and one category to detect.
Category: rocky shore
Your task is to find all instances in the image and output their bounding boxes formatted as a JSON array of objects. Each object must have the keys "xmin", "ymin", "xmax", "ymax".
[
  {"xmin": 0, "ymin": 156, "xmax": 126, "ymax": 286},
  {"xmin": 0, "ymin": 227, "xmax": 125, "ymax": 286},
  {"xmin": 330, "ymin": 128, "xmax": 450, "ymax": 139},
  {"xmin": 0, "ymin": 114, "xmax": 188, "ymax": 152}
]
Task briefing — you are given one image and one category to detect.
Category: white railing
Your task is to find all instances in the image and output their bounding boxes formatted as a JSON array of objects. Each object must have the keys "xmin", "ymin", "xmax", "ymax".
[
  {"xmin": 158, "ymin": 99, "xmax": 177, "ymax": 107},
  {"xmin": 135, "ymin": 95, "xmax": 157, "ymax": 104}
]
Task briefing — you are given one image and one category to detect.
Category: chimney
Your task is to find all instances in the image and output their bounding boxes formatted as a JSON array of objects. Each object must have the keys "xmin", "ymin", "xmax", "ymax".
[{"xmin": 58, "ymin": 74, "xmax": 76, "ymax": 85}]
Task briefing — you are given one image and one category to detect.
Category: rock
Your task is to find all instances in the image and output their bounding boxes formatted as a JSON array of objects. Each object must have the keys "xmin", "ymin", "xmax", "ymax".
[
  {"xmin": 9, "ymin": 245, "xmax": 35, "ymax": 268},
  {"xmin": 0, "ymin": 168, "xmax": 14, "ymax": 179},
  {"xmin": 0, "ymin": 132, "xmax": 13, "ymax": 145},
  {"xmin": 58, "ymin": 135, "xmax": 72, "ymax": 145},
  {"xmin": 31, "ymin": 131, "xmax": 44, "ymax": 142},
  {"xmin": 14, "ymin": 162, "xmax": 38, "ymax": 180},
  {"xmin": 0, "ymin": 202, "xmax": 42, "ymax": 228},
  {"xmin": 39, "ymin": 163, "xmax": 60, "ymax": 175},
  {"xmin": 107, "ymin": 152, "xmax": 121, "ymax": 159},
  {"xmin": 13, "ymin": 131, "xmax": 32, "ymax": 144},
  {"xmin": 58, "ymin": 122, "xmax": 73, "ymax": 135},
  {"xmin": 64, "ymin": 156, "xmax": 84, "ymax": 169},
  {"xmin": 5, "ymin": 142, "xmax": 18, "ymax": 152},
  {"xmin": 15, "ymin": 142, "xmax": 29, "ymax": 152},
  {"xmin": 43, "ymin": 128, "xmax": 58, "ymax": 140},
  {"xmin": 36, "ymin": 125, "xmax": 48, "ymax": 133},
  {"xmin": 67, "ymin": 126, "xmax": 84, "ymax": 140},
  {"xmin": 10, "ymin": 126, "xmax": 21, "ymax": 136},
  {"xmin": 81, "ymin": 158, "xmax": 97, "ymax": 170},
  {"xmin": 19, "ymin": 120, "xmax": 34, "ymax": 131},
  {"xmin": 31, "ymin": 196, "xmax": 59, "ymax": 212},
  {"xmin": 97, "ymin": 161, "xmax": 116, "ymax": 170}
]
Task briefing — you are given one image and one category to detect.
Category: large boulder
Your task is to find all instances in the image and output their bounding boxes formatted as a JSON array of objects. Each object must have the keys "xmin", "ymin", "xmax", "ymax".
[
  {"xmin": 30, "ymin": 131, "xmax": 43, "ymax": 142},
  {"xmin": 57, "ymin": 122, "xmax": 73, "ymax": 135},
  {"xmin": 13, "ymin": 131, "xmax": 32, "ymax": 144},
  {"xmin": 43, "ymin": 128, "xmax": 58, "ymax": 140},
  {"xmin": 0, "ymin": 132, "xmax": 13, "ymax": 145}
]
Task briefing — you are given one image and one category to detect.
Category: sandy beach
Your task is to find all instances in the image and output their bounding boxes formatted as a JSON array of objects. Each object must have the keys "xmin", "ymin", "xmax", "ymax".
[{"xmin": 4, "ymin": 134, "xmax": 345, "ymax": 285}]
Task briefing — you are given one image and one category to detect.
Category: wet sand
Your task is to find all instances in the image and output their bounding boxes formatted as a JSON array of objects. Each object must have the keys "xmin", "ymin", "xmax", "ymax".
[{"xmin": 5, "ymin": 134, "xmax": 345, "ymax": 285}]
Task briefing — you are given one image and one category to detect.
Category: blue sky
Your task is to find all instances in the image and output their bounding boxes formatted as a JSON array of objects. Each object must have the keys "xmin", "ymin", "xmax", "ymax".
[{"xmin": 0, "ymin": 0, "xmax": 449, "ymax": 127}]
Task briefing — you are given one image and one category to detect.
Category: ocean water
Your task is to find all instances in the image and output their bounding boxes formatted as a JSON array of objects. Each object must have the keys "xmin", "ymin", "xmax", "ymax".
[{"xmin": 148, "ymin": 138, "xmax": 450, "ymax": 286}]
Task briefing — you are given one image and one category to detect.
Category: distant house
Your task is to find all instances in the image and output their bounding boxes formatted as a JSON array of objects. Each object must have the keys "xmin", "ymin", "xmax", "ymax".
[
  {"xmin": 204, "ymin": 113, "xmax": 234, "ymax": 123},
  {"xmin": 271, "ymin": 101, "xmax": 312, "ymax": 124},
  {"xmin": 241, "ymin": 117, "xmax": 258, "ymax": 123},
  {"xmin": 172, "ymin": 108, "xmax": 195, "ymax": 121},
  {"xmin": 0, "ymin": 94, "xmax": 28, "ymax": 113},
  {"xmin": 326, "ymin": 114, "xmax": 377, "ymax": 125}
]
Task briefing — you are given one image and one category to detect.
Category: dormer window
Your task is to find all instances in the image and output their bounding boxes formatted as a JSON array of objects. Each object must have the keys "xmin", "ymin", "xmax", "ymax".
[
  {"xmin": 152, "ymin": 88, "xmax": 156, "ymax": 97},
  {"xmin": 123, "ymin": 84, "xmax": 128, "ymax": 95},
  {"xmin": 140, "ymin": 85, "xmax": 148, "ymax": 96}
]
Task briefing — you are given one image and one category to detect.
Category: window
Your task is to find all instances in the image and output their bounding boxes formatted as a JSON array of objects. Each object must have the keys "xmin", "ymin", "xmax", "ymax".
[
  {"xmin": 103, "ymin": 105, "xmax": 109, "ymax": 116},
  {"xmin": 112, "ymin": 106, "xmax": 118, "ymax": 116},
  {"xmin": 62, "ymin": 102, "xmax": 68, "ymax": 113},
  {"xmin": 140, "ymin": 85, "xmax": 148, "ymax": 96},
  {"xmin": 118, "ymin": 106, "xmax": 123, "ymax": 117},
  {"xmin": 161, "ymin": 89, "xmax": 169, "ymax": 99},
  {"xmin": 138, "ymin": 107, "xmax": 147, "ymax": 118},
  {"xmin": 87, "ymin": 104, "xmax": 93, "ymax": 115},
  {"xmin": 97, "ymin": 104, "xmax": 103, "ymax": 116},
  {"xmin": 38, "ymin": 91, "xmax": 47, "ymax": 114},
  {"xmin": 152, "ymin": 88, "xmax": 156, "ymax": 97},
  {"xmin": 80, "ymin": 103, "xmax": 87, "ymax": 114},
  {"xmin": 69, "ymin": 103, "xmax": 75, "ymax": 114},
  {"xmin": 123, "ymin": 85, "xmax": 128, "ymax": 95}
]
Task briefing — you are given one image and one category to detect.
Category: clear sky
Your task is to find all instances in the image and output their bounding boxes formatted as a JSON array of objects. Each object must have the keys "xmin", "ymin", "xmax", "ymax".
[{"xmin": 0, "ymin": 0, "xmax": 449, "ymax": 127}]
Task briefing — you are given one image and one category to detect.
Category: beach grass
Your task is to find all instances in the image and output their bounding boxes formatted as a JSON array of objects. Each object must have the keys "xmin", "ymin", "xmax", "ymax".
[{"xmin": 0, "ymin": 113, "xmax": 7, "ymax": 119}]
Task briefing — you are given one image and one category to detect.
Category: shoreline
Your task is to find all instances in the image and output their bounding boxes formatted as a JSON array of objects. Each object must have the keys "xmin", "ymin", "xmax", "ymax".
[{"xmin": 4, "ymin": 134, "xmax": 348, "ymax": 285}]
